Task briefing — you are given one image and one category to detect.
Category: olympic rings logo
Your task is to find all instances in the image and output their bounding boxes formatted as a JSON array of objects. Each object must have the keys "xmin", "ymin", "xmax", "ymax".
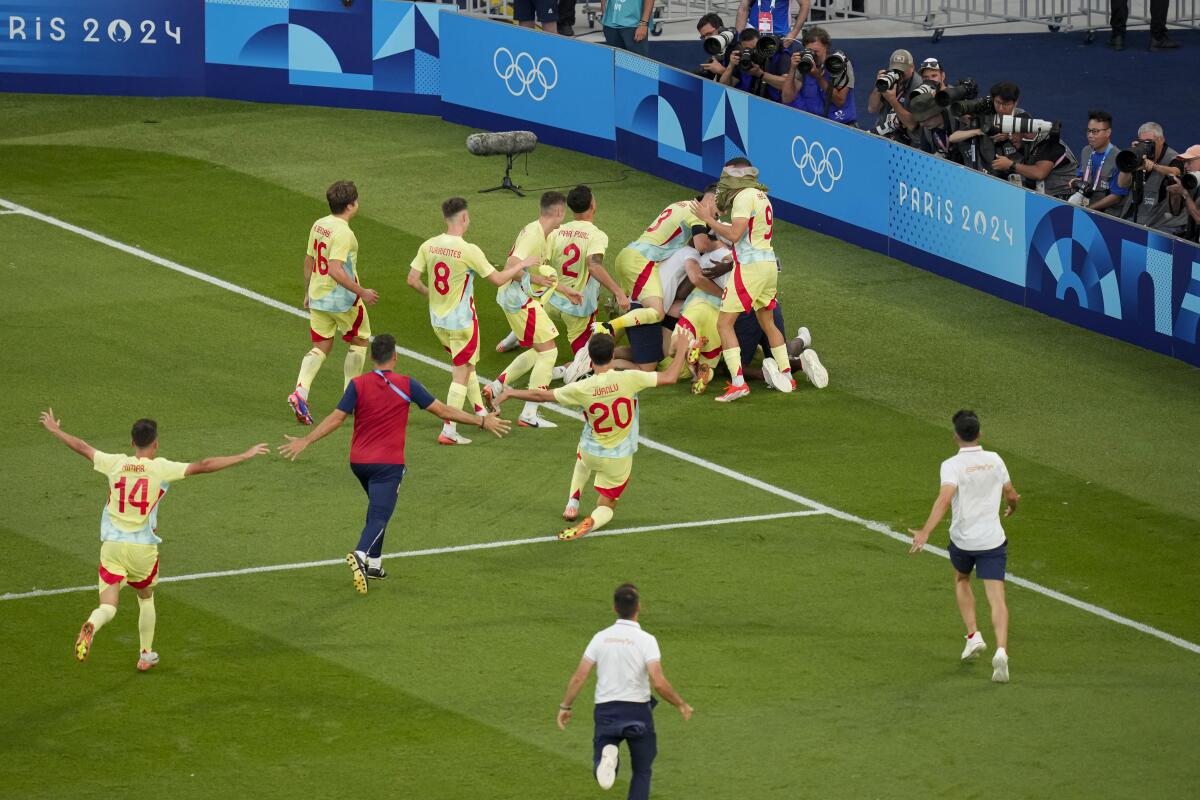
[
  {"xmin": 493, "ymin": 47, "xmax": 559, "ymax": 102},
  {"xmin": 790, "ymin": 136, "xmax": 843, "ymax": 192}
]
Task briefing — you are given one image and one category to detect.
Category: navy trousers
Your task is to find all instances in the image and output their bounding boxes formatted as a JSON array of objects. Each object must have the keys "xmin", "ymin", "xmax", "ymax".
[
  {"xmin": 350, "ymin": 463, "xmax": 406, "ymax": 558},
  {"xmin": 593, "ymin": 700, "xmax": 657, "ymax": 800}
]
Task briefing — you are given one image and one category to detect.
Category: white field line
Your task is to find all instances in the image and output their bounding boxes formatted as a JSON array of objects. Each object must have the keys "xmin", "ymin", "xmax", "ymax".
[
  {"xmin": 0, "ymin": 511, "xmax": 824, "ymax": 602},
  {"xmin": 4, "ymin": 196, "xmax": 1198, "ymax": 657}
]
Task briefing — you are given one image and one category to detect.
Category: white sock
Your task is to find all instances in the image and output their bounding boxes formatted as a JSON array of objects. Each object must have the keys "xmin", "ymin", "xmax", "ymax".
[
  {"xmin": 521, "ymin": 401, "xmax": 540, "ymax": 419},
  {"xmin": 368, "ymin": 556, "xmax": 381, "ymax": 570},
  {"xmin": 355, "ymin": 549, "xmax": 367, "ymax": 564}
]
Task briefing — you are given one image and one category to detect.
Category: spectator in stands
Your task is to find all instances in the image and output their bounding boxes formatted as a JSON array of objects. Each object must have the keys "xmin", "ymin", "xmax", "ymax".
[
  {"xmin": 697, "ymin": 13, "xmax": 730, "ymax": 79},
  {"xmin": 1149, "ymin": 144, "xmax": 1200, "ymax": 238},
  {"xmin": 1068, "ymin": 110, "xmax": 1126, "ymax": 212},
  {"xmin": 514, "ymin": 0, "xmax": 558, "ymax": 35},
  {"xmin": 995, "ymin": 119, "xmax": 1079, "ymax": 199},
  {"xmin": 1115, "ymin": 121, "xmax": 1181, "ymax": 226},
  {"xmin": 1109, "ymin": 0, "xmax": 1180, "ymax": 50},
  {"xmin": 558, "ymin": 0, "xmax": 577, "ymax": 36},
  {"xmin": 600, "ymin": 0, "xmax": 656, "ymax": 57},
  {"xmin": 735, "ymin": 0, "xmax": 810, "ymax": 44},
  {"xmin": 780, "ymin": 26, "xmax": 856, "ymax": 125},
  {"xmin": 906, "ymin": 93, "xmax": 960, "ymax": 159},
  {"xmin": 719, "ymin": 28, "xmax": 790, "ymax": 100},
  {"xmin": 867, "ymin": 49, "xmax": 917, "ymax": 133}
]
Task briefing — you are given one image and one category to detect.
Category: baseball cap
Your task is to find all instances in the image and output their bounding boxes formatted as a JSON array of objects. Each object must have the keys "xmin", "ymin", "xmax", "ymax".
[
  {"xmin": 889, "ymin": 49, "xmax": 914, "ymax": 70},
  {"xmin": 919, "ymin": 57, "xmax": 942, "ymax": 73},
  {"xmin": 1180, "ymin": 144, "xmax": 1200, "ymax": 160}
]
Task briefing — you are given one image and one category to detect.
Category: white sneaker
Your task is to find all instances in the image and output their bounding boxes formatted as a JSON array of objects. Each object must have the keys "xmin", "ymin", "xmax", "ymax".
[
  {"xmin": 519, "ymin": 412, "xmax": 558, "ymax": 429},
  {"xmin": 799, "ymin": 348, "xmax": 829, "ymax": 389},
  {"xmin": 961, "ymin": 632, "xmax": 987, "ymax": 661},
  {"xmin": 137, "ymin": 650, "xmax": 159, "ymax": 672},
  {"xmin": 496, "ymin": 331, "xmax": 519, "ymax": 353},
  {"xmin": 552, "ymin": 365, "xmax": 567, "ymax": 381},
  {"xmin": 596, "ymin": 744, "xmax": 619, "ymax": 790},
  {"xmin": 761, "ymin": 358, "xmax": 795, "ymax": 393},
  {"xmin": 437, "ymin": 428, "xmax": 472, "ymax": 445},
  {"xmin": 562, "ymin": 345, "xmax": 593, "ymax": 384},
  {"xmin": 992, "ymin": 648, "xmax": 1009, "ymax": 683},
  {"xmin": 797, "ymin": 326, "xmax": 813, "ymax": 349}
]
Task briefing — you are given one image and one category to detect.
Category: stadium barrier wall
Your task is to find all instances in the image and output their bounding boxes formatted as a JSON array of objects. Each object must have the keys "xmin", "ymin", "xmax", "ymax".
[{"xmin": 1, "ymin": 1, "xmax": 1197, "ymax": 366}]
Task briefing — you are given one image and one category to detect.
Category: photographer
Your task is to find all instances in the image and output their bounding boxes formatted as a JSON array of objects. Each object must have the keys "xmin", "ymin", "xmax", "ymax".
[
  {"xmin": 719, "ymin": 28, "xmax": 789, "ymax": 100},
  {"xmin": 1115, "ymin": 122, "xmax": 1181, "ymax": 226},
  {"xmin": 993, "ymin": 117, "xmax": 1079, "ymax": 199},
  {"xmin": 917, "ymin": 57, "xmax": 947, "ymax": 92},
  {"xmin": 946, "ymin": 82, "xmax": 1023, "ymax": 175},
  {"xmin": 867, "ymin": 49, "xmax": 917, "ymax": 133},
  {"xmin": 1148, "ymin": 144, "xmax": 1200, "ymax": 239},
  {"xmin": 734, "ymin": 0, "xmax": 811, "ymax": 44},
  {"xmin": 780, "ymin": 27, "xmax": 856, "ymax": 125},
  {"xmin": 697, "ymin": 13, "xmax": 731, "ymax": 79},
  {"xmin": 906, "ymin": 93, "xmax": 960, "ymax": 159},
  {"xmin": 1067, "ymin": 111, "xmax": 1125, "ymax": 212}
]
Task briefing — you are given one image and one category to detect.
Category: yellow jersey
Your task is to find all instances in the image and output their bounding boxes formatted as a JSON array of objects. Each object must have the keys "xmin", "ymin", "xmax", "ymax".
[
  {"xmin": 730, "ymin": 189, "xmax": 777, "ymax": 266},
  {"xmin": 553, "ymin": 369, "xmax": 658, "ymax": 457},
  {"xmin": 410, "ymin": 234, "xmax": 496, "ymax": 330},
  {"xmin": 547, "ymin": 220, "xmax": 609, "ymax": 317},
  {"xmin": 93, "ymin": 451, "xmax": 190, "ymax": 545},
  {"xmin": 627, "ymin": 201, "xmax": 705, "ymax": 263},
  {"xmin": 307, "ymin": 215, "xmax": 359, "ymax": 312},
  {"xmin": 498, "ymin": 220, "xmax": 551, "ymax": 313}
]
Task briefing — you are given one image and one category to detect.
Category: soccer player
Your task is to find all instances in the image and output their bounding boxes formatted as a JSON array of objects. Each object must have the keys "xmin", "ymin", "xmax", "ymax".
[
  {"xmin": 279, "ymin": 334, "xmax": 511, "ymax": 594},
  {"xmin": 689, "ymin": 158, "xmax": 795, "ymax": 402},
  {"xmin": 495, "ymin": 331, "xmax": 688, "ymax": 538},
  {"xmin": 544, "ymin": 185, "xmax": 628, "ymax": 383},
  {"xmin": 488, "ymin": 192, "xmax": 582, "ymax": 429},
  {"xmin": 40, "ymin": 409, "xmax": 268, "ymax": 670},
  {"xmin": 557, "ymin": 583, "xmax": 693, "ymax": 800},
  {"xmin": 493, "ymin": 191, "xmax": 567, "ymax": 355},
  {"xmin": 408, "ymin": 197, "xmax": 531, "ymax": 445},
  {"xmin": 602, "ymin": 190, "xmax": 713, "ymax": 339},
  {"xmin": 288, "ymin": 180, "xmax": 380, "ymax": 425},
  {"xmin": 909, "ymin": 410, "xmax": 1020, "ymax": 683}
]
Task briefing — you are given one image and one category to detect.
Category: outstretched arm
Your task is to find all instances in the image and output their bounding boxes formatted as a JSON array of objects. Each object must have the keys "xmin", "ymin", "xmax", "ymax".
[
  {"xmin": 186, "ymin": 443, "xmax": 270, "ymax": 476},
  {"xmin": 908, "ymin": 483, "xmax": 957, "ymax": 553},
  {"xmin": 278, "ymin": 409, "xmax": 349, "ymax": 460},
  {"xmin": 424, "ymin": 399, "xmax": 511, "ymax": 438},
  {"xmin": 40, "ymin": 408, "xmax": 95, "ymax": 461},
  {"xmin": 496, "ymin": 387, "xmax": 558, "ymax": 406}
]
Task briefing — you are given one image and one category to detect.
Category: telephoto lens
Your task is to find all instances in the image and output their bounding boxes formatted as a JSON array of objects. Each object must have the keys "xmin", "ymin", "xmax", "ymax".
[
  {"xmin": 756, "ymin": 33, "xmax": 782, "ymax": 59},
  {"xmin": 704, "ymin": 29, "xmax": 736, "ymax": 56},
  {"xmin": 797, "ymin": 49, "xmax": 817, "ymax": 74},
  {"xmin": 934, "ymin": 78, "xmax": 978, "ymax": 108},
  {"xmin": 825, "ymin": 51, "xmax": 848, "ymax": 77},
  {"xmin": 875, "ymin": 68, "xmax": 903, "ymax": 92},
  {"xmin": 1116, "ymin": 140, "xmax": 1156, "ymax": 173}
]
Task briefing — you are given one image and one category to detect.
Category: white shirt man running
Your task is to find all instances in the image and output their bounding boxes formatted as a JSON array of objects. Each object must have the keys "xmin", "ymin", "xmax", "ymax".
[
  {"xmin": 557, "ymin": 584, "xmax": 693, "ymax": 799},
  {"xmin": 909, "ymin": 410, "xmax": 1020, "ymax": 683}
]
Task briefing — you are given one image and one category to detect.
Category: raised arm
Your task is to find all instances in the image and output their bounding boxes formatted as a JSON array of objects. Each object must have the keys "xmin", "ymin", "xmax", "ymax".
[
  {"xmin": 556, "ymin": 656, "xmax": 595, "ymax": 730},
  {"xmin": 495, "ymin": 387, "xmax": 558, "ymax": 406},
  {"xmin": 423, "ymin": 399, "xmax": 511, "ymax": 438},
  {"xmin": 186, "ymin": 443, "xmax": 270, "ymax": 476},
  {"xmin": 647, "ymin": 661, "xmax": 693, "ymax": 720},
  {"xmin": 908, "ymin": 483, "xmax": 957, "ymax": 553},
  {"xmin": 690, "ymin": 200, "xmax": 749, "ymax": 243},
  {"xmin": 40, "ymin": 408, "xmax": 96, "ymax": 461},
  {"xmin": 278, "ymin": 409, "xmax": 349, "ymax": 461}
]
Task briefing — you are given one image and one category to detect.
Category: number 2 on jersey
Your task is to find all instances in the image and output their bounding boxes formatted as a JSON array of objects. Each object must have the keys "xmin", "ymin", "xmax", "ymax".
[
  {"xmin": 113, "ymin": 476, "xmax": 150, "ymax": 515},
  {"xmin": 562, "ymin": 244, "xmax": 581, "ymax": 278}
]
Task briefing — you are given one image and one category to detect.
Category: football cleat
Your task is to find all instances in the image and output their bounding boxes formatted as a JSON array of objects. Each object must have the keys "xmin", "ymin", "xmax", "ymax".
[
  {"xmin": 799, "ymin": 349, "xmax": 829, "ymax": 389},
  {"xmin": 598, "ymin": 321, "xmax": 617, "ymax": 338},
  {"xmin": 685, "ymin": 335, "xmax": 707, "ymax": 366},
  {"xmin": 74, "ymin": 621, "xmax": 95, "ymax": 662},
  {"xmin": 366, "ymin": 566, "xmax": 388, "ymax": 580},
  {"xmin": 495, "ymin": 331, "xmax": 520, "ymax": 353},
  {"xmin": 715, "ymin": 382, "xmax": 751, "ymax": 403},
  {"xmin": 596, "ymin": 744, "xmax": 619, "ymax": 790},
  {"xmin": 992, "ymin": 649, "xmax": 1010, "ymax": 683},
  {"xmin": 287, "ymin": 391, "xmax": 313, "ymax": 425},
  {"xmin": 760, "ymin": 358, "xmax": 795, "ymax": 393},
  {"xmin": 797, "ymin": 326, "xmax": 813, "ymax": 350},
  {"xmin": 438, "ymin": 430, "xmax": 472, "ymax": 445},
  {"xmin": 562, "ymin": 344, "xmax": 594, "ymax": 384},
  {"xmin": 691, "ymin": 363, "xmax": 713, "ymax": 395},
  {"xmin": 137, "ymin": 650, "xmax": 160, "ymax": 672},
  {"xmin": 961, "ymin": 632, "xmax": 987, "ymax": 661},
  {"xmin": 346, "ymin": 552, "xmax": 368, "ymax": 595},
  {"xmin": 519, "ymin": 413, "xmax": 558, "ymax": 429},
  {"xmin": 551, "ymin": 365, "xmax": 567, "ymax": 382},
  {"xmin": 558, "ymin": 516, "xmax": 596, "ymax": 541}
]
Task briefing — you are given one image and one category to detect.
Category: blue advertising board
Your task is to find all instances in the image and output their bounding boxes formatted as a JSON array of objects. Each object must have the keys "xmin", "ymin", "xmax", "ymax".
[
  {"xmin": 204, "ymin": 0, "xmax": 444, "ymax": 114},
  {"xmin": 0, "ymin": 0, "xmax": 203, "ymax": 95},
  {"xmin": 439, "ymin": 13, "xmax": 616, "ymax": 158}
]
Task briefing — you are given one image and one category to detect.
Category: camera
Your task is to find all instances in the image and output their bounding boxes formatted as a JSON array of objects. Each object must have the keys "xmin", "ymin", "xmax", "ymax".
[
  {"xmin": 796, "ymin": 48, "xmax": 818, "ymax": 74},
  {"xmin": 951, "ymin": 96, "xmax": 993, "ymax": 117},
  {"xmin": 876, "ymin": 68, "xmax": 904, "ymax": 92},
  {"xmin": 935, "ymin": 78, "xmax": 978, "ymax": 108},
  {"xmin": 1168, "ymin": 172, "xmax": 1200, "ymax": 192},
  {"xmin": 737, "ymin": 33, "xmax": 782, "ymax": 67},
  {"xmin": 703, "ymin": 28, "xmax": 735, "ymax": 56},
  {"xmin": 1066, "ymin": 182, "xmax": 1097, "ymax": 207},
  {"xmin": 825, "ymin": 50, "xmax": 849, "ymax": 78},
  {"xmin": 994, "ymin": 115, "xmax": 1059, "ymax": 138},
  {"xmin": 1116, "ymin": 140, "xmax": 1157, "ymax": 173}
]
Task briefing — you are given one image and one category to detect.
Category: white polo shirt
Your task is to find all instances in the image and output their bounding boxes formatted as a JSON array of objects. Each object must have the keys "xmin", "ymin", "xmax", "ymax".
[
  {"xmin": 583, "ymin": 619, "xmax": 661, "ymax": 704},
  {"xmin": 940, "ymin": 445, "xmax": 1011, "ymax": 551},
  {"xmin": 656, "ymin": 246, "xmax": 699, "ymax": 307}
]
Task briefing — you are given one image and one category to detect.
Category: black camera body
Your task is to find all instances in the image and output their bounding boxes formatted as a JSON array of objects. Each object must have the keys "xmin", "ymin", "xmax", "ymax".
[
  {"xmin": 875, "ymin": 68, "xmax": 904, "ymax": 92},
  {"xmin": 1116, "ymin": 140, "xmax": 1157, "ymax": 173},
  {"xmin": 951, "ymin": 96, "xmax": 993, "ymax": 118},
  {"xmin": 797, "ymin": 48, "xmax": 818, "ymax": 74},
  {"xmin": 1168, "ymin": 172, "xmax": 1200, "ymax": 192},
  {"xmin": 737, "ymin": 33, "xmax": 782, "ymax": 68},
  {"xmin": 935, "ymin": 78, "xmax": 978, "ymax": 108}
]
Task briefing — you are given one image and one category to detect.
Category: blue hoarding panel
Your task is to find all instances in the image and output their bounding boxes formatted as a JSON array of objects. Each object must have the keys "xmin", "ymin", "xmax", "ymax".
[{"xmin": 439, "ymin": 13, "xmax": 615, "ymax": 158}]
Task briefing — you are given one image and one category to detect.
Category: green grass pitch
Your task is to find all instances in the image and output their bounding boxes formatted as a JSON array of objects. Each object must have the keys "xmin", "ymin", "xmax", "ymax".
[{"xmin": 0, "ymin": 94, "xmax": 1197, "ymax": 799}]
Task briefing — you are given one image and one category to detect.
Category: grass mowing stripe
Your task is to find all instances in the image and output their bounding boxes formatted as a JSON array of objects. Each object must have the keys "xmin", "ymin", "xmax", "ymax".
[
  {"xmin": 5, "ymin": 195, "xmax": 1198, "ymax": 658},
  {"xmin": 0, "ymin": 510, "xmax": 825, "ymax": 602}
]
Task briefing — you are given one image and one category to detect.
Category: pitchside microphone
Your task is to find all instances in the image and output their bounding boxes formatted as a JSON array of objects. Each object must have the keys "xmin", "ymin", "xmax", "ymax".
[{"xmin": 466, "ymin": 131, "xmax": 537, "ymax": 197}]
